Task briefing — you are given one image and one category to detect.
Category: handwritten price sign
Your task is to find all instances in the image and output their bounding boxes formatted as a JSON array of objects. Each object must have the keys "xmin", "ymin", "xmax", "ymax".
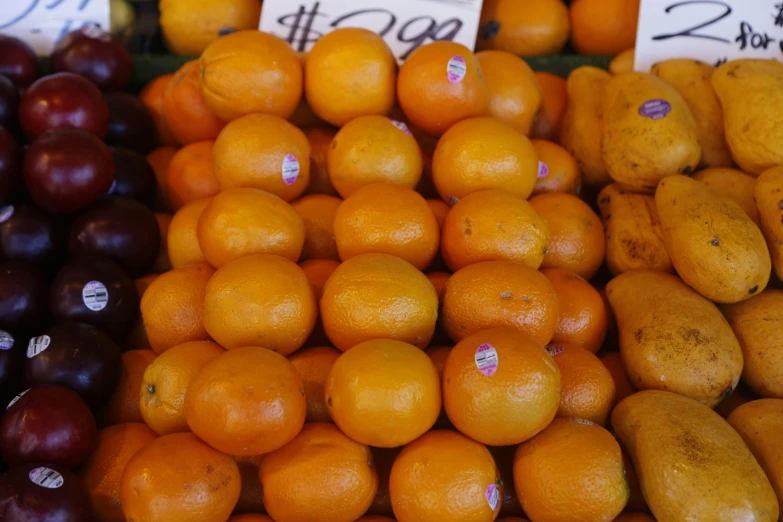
[
  {"xmin": 259, "ymin": 0, "xmax": 484, "ymax": 61},
  {"xmin": 635, "ymin": 1, "xmax": 783, "ymax": 71}
]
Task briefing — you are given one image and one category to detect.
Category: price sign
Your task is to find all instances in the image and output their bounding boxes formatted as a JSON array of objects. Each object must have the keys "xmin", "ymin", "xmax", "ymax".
[
  {"xmin": 259, "ymin": 0, "xmax": 484, "ymax": 61},
  {"xmin": 635, "ymin": 1, "xmax": 783, "ymax": 71},
  {"xmin": 0, "ymin": 0, "xmax": 110, "ymax": 56}
]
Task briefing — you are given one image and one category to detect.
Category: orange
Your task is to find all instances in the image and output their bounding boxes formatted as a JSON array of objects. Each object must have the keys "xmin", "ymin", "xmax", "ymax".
[
  {"xmin": 432, "ymin": 117, "xmax": 539, "ymax": 203},
  {"xmin": 532, "ymin": 139, "xmax": 582, "ymax": 196},
  {"xmin": 228, "ymin": 515, "xmax": 274, "ymax": 522},
  {"xmin": 197, "ymin": 188, "xmax": 305, "ymax": 268},
  {"xmin": 212, "ymin": 114, "xmax": 310, "ymax": 201},
  {"xmin": 158, "ymin": 0, "xmax": 261, "ymax": 56},
  {"xmin": 199, "ymin": 30, "xmax": 302, "ymax": 121},
  {"xmin": 427, "ymin": 198, "xmax": 449, "ymax": 229},
  {"xmin": 489, "ymin": 445, "xmax": 526, "ymax": 518},
  {"xmin": 139, "ymin": 74, "xmax": 177, "ymax": 146},
  {"xmin": 140, "ymin": 340, "xmax": 224, "ymax": 435},
  {"xmin": 320, "ymin": 253, "xmax": 439, "ymax": 351},
  {"xmin": 146, "ymin": 146, "xmax": 177, "ymax": 196},
  {"xmin": 334, "ymin": 183, "xmax": 439, "ymax": 270},
  {"xmin": 397, "ymin": 41, "xmax": 489, "ymax": 136},
  {"xmin": 443, "ymin": 327, "xmax": 561, "ymax": 445},
  {"xmin": 542, "ymin": 267, "xmax": 608, "ymax": 353},
  {"xmin": 327, "ymin": 115, "xmax": 423, "ymax": 198},
  {"xmin": 120, "ymin": 432, "xmax": 241, "ymax": 522},
  {"xmin": 548, "ymin": 343, "xmax": 616, "ymax": 425},
  {"xmin": 600, "ymin": 351, "xmax": 636, "ymax": 408},
  {"xmin": 325, "ymin": 339, "xmax": 441, "ymax": 447},
  {"xmin": 166, "ymin": 141, "xmax": 220, "ymax": 210},
  {"xmin": 152, "ymin": 214, "xmax": 173, "ymax": 274},
  {"xmin": 125, "ymin": 275, "xmax": 157, "ymax": 351},
  {"xmin": 514, "ymin": 418, "xmax": 629, "ymax": 522},
  {"xmin": 476, "ymin": 50, "xmax": 542, "ymax": 134},
  {"xmin": 441, "ymin": 189, "xmax": 550, "ymax": 271},
  {"xmin": 163, "ymin": 60, "xmax": 226, "ymax": 146},
  {"xmin": 288, "ymin": 346, "xmax": 341, "ymax": 422},
  {"xmin": 167, "ymin": 198, "xmax": 210, "ymax": 268},
  {"xmin": 442, "ymin": 260, "xmax": 560, "ymax": 346},
  {"xmin": 304, "ymin": 128, "xmax": 338, "ymax": 196},
  {"xmin": 478, "ymin": 0, "xmax": 570, "ymax": 56},
  {"xmin": 232, "ymin": 455, "xmax": 265, "ymax": 515},
  {"xmin": 390, "ymin": 430, "xmax": 502, "ymax": 522},
  {"xmin": 529, "ymin": 192, "xmax": 606, "ymax": 280},
  {"xmin": 186, "ymin": 346, "xmax": 305, "ymax": 456},
  {"xmin": 291, "ymin": 195, "xmax": 341, "ymax": 261},
  {"xmin": 530, "ymin": 72, "xmax": 568, "ymax": 142},
  {"xmin": 103, "ymin": 350, "xmax": 157, "ymax": 426},
  {"xmin": 140, "ymin": 264, "xmax": 214, "ymax": 353},
  {"xmin": 299, "ymin": 258, "xmax": 340, "ymax": 297},
  {"xmin": 203, "ymin": 254, "xmax": 317, "ymax": 353},
  {"xmin": 614, "ymin": 514, "xmax": 657, "ymax": 522},
  {"xmin": 260, "ymin": 422, "xmax": 378, "ymax": 522},
  {"xmin": 82, "ymin": 423, "xmax": 158, "ymax": 522},
  {"xmin": 570, "ymin": 0, "xmax": 640, "ymax": 55},
  {"xmin": 305, "ymin": 28, "xmax": 397, "ymax": 127},
  {"xmin": 367, "ymin": 447, "xmax": 401, "ymax": 517}
]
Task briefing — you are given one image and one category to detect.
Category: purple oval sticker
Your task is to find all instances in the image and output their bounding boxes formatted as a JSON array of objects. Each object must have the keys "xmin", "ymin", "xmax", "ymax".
[{"xmin": 639, "ymin": 99, "xmax": 671, "ymax": 120}]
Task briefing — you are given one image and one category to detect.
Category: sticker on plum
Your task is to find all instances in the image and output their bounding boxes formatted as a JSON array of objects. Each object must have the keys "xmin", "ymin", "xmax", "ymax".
[
  {"xmin": 282, "ymin": 154, "xmax": 300, "ymax": 186},
  {"xmin": 27, "ymin": 335, "xmax": 51, "ymax": 358},
  {"xmin": 82, "ymin": 281, "xmax": 109, "ymax": 312},
  {"xmin": 0, "ymin": 330, "xmax": 13, "ymax": 351},
  {"xmin": 29, "ymin": 467, "xmax": 64, "ymax": 489},
  {"xmin": 475, "ymin": 344, "xmax": 499, "ymax": 376},
  {"xmin": 447, "ymin": 56, "xmax": 467, "ymax": 84},
  {"xmin": 0, "ymin": 205, "xmax": 13, "ymax": 224},
  {"xmin": 6, "ymin": 389, "xmax": 28, "ymax": 410},
  {"xmin": 485, "ymin": 484, "xmax": 500, "ymax": 511},
  {"xmin": 546, "ymin": 345, "xmax": 564, "ymax": 357},
  {"xmin": 537, "ymin": 161, "xmax": 550, "ymax": 179},
  {"xmin": 81, "ymin": 24, "xmax": 112, "ymax": 42},
  {"xmin": 639, "ymin": 99, "xmax": 671, "ymax": 120},
  {"xmin": 568, "ymin": 417, "xmax": 601, "ymax": 428},
  {"xmin": 388, "ymin": 119, "xmax": 413, "ymax": 137}
]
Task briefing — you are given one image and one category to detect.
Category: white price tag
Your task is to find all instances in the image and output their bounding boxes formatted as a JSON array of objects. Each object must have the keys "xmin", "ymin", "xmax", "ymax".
[
  {"xmin": 259, "ymin": 0, "xmax": 484, "ymax": 61},
  {"xmin": 635, "ymin": 1, "xmax": 783, "ymax": 72},
  {"xmin": 0, "ymin": 0, "xmax": 110, "ymax": 56}
]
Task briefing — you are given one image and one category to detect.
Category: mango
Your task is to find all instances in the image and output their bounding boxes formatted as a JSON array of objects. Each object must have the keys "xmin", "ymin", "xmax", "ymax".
[
  {"xmin": 693, "ymin": 168, "xmax": 760, "ymax": 225},
  {"xmin": 609, "ymin": 48, "xmax": 635, "ymax": 75},
  {"xmin": 755, "ymin": 166, "xmax": 783, "ymax": 280}
]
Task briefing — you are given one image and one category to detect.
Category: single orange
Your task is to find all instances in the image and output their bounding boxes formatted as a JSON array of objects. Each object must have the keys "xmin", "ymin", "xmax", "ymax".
[
  {"xmin": 212, "ymin": 113, "xmax": 310, "ymax": 201},
  {"xmin": 476, "ymin": 50, "xmax": 542, "ymax": 134},
  {"xmin": 199, "ymin": 30, "xmax": 302, "ymax": 121},
  {"xmin": 167, "ymin": 197, "xmax": 210, "ymax": 269},
  {"xmin": 299, "ymin": 258, "xmax": 340, "ymax": 297},
  {"xmin": 166, "ymin": 141, "xmax": 220, "ymax": 210},
  {"xmin": 203, "ymin": 254, "xmax": 316, "ymax": 354},
  {"xmin": 232, "ymin": 454, "xmax": 265, "ymax": 516},
  {"xmin": 532, "ymin": 139, "xmax": 582, "ymax": 196},
  {"xmin": 397, "ymin": 41, "xmax": 489, "ymax": 136},
  {"xmin": 152, "ymin": 213, "xmax": 173, "ymax": 274},
  {"xmin": 320, "ymin": 253, "xmax": 439, "ymax": 351},
  {"xmin": 139, "ymin": 74, "xmax": 177, "ymax": 146},
  {"xmin": 304, "ymin": 128, "xmax": 338, "ymax": 196},
  {"xmin": 82, "ymin": 422, "xmax": 158, "ymax": 522},
  {"xmin": 140, "ymin": 340, "xmax": 225, "ymax": 435},
  {"xmin": 334, "ymin": 183, "xmax": 439, "ymax": 270},
  {"xmin": 197, "ymin": 188, "xmax": 305, "ymax": 268},
  {"xmin": 146, "ymin": 146, "xmax": 177, "ymax": 197},
  {"xmin": 327, "ymin": 115, "xmax": 423, "ymax": 198},
  {"xmin": 441, "ymin": 189, "xmax": 550, "ymax": 271},
  {"xmin": 288, "ymin": 346, "xmax": 341, "ymax": 422},
  {"xmin": 427, "ymin": 198, "xmax": 450, "ymax": 230},
  {"xmin": 599, "ymin": 351, "xmax": 636, "ymax": 408},
  {"xmin": 103, "ymin": 349, "xmax": 157, "ymax": 426},
  {"xmin": 260, "ymin": 422, "xmax": 378, "ymax": 522},
  {"xmin": 570, "ymin": 0, "xmax": 640, "ymax": 55},
  {"xmin": 442, "ymin": 260, "xmax": 560, "ymax": 346},
  {"xmin": 186, "ymin": 346, "xmax": 305, "ymax": 456},
  {"xmin": 390, "ymin": 430, "xmax": 502, "ymax": 522},
  {"xmin": 163, "ymin": 60, "xmax": 225, "ymax": 146},
  {"xmin": 542, "ymin": 267, "xmax": 608, "ymax": 353},
  {"xmin": 291, "ymin": 194, "xmax": 341, "ymax": 261},
  {"xmin": 140, "ymin": 264, "xmax": 215, "ymax": 353},
  {"xmin": 530, "ymin": 72, "xmax": 568, "ymax": 142},
  {"xmin": 432, "ymin": 117, "xmax": 539, "ymax": 203},
  {"xmin": 477, "ymin": 0, "xmax": 570, "ymax": 56},
  {"xmin": 444, "ymin": 327, "xmax": 561, "ymax": 445},
  {"xmin": 325, "ymin": 339, "xmax": 441, "ymax": 447},
  {"xmin": 489, "ymin": 445, "xmax": 526, "ymax": 518},
  {"xmin": 120, "ymin": 432, "xmax": 241, "ymax": 522},
  {"xmin": 513, "ymin": 418, "xmax": 629, "ymax": 522},
  {"xmin": 305, "ymin": 28, "xmax": 397, "ymax": 126},
  {"xmin": 529, "ymin": 192, "xmax": 606, "ymax": 280},
  {"xmin": 548, "ymin": 343, "xmax": 616, "ymax": 425}
]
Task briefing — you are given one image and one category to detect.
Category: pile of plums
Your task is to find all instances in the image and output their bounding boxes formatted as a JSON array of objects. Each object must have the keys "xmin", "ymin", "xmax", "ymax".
[{"xmin": 0, "ymin": 30, "xmax": 162, "ymax": 521}]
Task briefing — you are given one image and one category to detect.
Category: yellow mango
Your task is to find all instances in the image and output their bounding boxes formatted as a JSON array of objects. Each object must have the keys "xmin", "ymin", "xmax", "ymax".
[
  {"xmin": 755, "ymin": 166, "xmax": 783, "ymax": 280},
  {"xmin": 693, "ymin": 168, "xmax": 760, "ymax": 225},
  {"xmin": 609, "ymin": 48, "xmax": 635, "ymax": 75}
]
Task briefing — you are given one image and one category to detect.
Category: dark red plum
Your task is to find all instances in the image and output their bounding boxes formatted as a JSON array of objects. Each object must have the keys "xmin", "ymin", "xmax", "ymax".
[
  {"xmin": 0, "ymin": 204, "xmax": 59, "ymax": 267},
  {"xmin": 107, "ymin": 146, "xmax": 156, "ymax": 205},
  {"xmin": 24, "ymin": 322, "xmax": 121, "ymax": 409},
  {"xmin": 0, "ymin": 384, "xmax": 97, "ymax": 469},
  {"xmin": 0, "ymin": 127, "xmax": 21, "ymax": 205},
  {"xmin": 0, "ymin": 329, "xmax": 25, "ymax": 408},
  {"xmin": 68, "ymin": 197, "xmax": 160, "ymax": 276},
  {"xmin": 0, "ymin": 36, "xmax": 40, "ymax": 88},
  {"xmin": 0, "ymin": 463, "xmax": 92, "ymax": 522},
  {"xmin": 51, "ymin": 27, "xmax": 133, "ymax": 91},
  {"xmin": 104, "ymin": 92, "xmax": 157, "ymax": 155},
  {"xmin": 0, "ymin": 261, "xmax": 46, "ymax": 333},
  {"xmin": 0, "ymin": 74, "xmax": 19, "ymax": 130},
  {"xmin": 24, "ymin": 128, "xmax": 115, "ymax": 214}
]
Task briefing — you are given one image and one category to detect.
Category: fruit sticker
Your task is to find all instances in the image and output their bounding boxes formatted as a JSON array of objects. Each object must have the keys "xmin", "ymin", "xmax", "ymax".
[
  {"xmin": 546, "ymin": 345, "xmax": 565, "ymax": 357},
  {"xmin": 282, "ymin": 154, "xmax": 300, "ymax": 186},
  {"xmin": 447, "ymin": 56, "xmax": 467, "ymax": 84},
  {"xmin": 26, "ymin": 335, "xmax": 51, "ymax": 358},
  {"xmin": 81, "ymin": 281, "xmax": 109, "ymax": 312},
  {"xmin": 6, "ymin": 388, "xmax": 28, "ymax": 409},
  {"xmin": 538, "ymin": 161, "xmax": 550, "ymax": 179},
  {"xmin": 447, "ymin": 195, "xmax": 460, "ymax": 206},
  {"xmin": 475, "ymin": 344, "xmax": 499, "ymax": 376},
  {"xmin": 29, "ymin": 467, "xmax": 64, "ymax": 489},
  {"xmin": 568, "ymin": 417, "xmax": 601, "ymax": 428},
  {"xmin": 638, "ymin": 99, "xmax": 671, "ymax": 120},
  {"xmin": 389, "ymin": 118, "xmax": 413, "ymax": 136},
  {"xmin": 485, "ymin": 483, "xmax": 500, "ymax": 511},
  {"xmin": 81, "ymin": 24, "xmax": 113, "ymax": 43},
  {"xmin": 0, "ymin": 330, "xmax": 13, "ymax": 350},
  {"xmin": 0, "ymin": 205, "xmax": 13, "ymax": 223}
]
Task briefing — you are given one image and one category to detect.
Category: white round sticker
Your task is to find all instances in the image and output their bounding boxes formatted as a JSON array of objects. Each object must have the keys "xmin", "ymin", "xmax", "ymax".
[
  {"xmin": 29, "ymin": 467, "xmax": 64, "ymax": 489},
  {"xmin": 0, "ymin": 330, "xmax": 13, "ymax": 350},
  {"xmin": 82, "ymin": 281, "xmax": 109, "ymax": 312},
  {"xmin": 447, "ymin": 56, "xmax": 467, "ymax": 83},
  {"xmin": 27, "ymin": 335, "xmax": 51, "ymax": 358},
  {"xmin": 475, "ymin": 343, "xmax": 499, "ymax": 376},
  {"xmin": 6, "ymin": 388, "xmax": 29, "ymax": 410},
  {"xmin": 0, "ymin": 205, "xmax": 14, "ymax": 224},
  {"xmin": 282, "ymin": 154, "xmax": 300, "ymax": 186}
]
